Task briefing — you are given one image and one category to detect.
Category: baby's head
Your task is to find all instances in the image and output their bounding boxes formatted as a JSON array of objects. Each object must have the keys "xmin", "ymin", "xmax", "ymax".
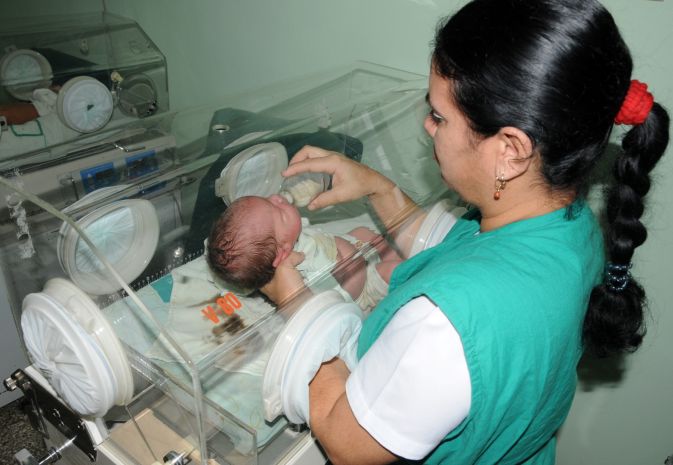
[{"xmin": 207, "ymin": 195, "xmax": 302, "ymax": 290}]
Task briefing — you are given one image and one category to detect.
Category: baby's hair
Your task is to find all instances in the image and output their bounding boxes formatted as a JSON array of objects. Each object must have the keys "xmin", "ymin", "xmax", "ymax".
[{"xmin": 207, "ymin": 198, "xmax": 278, "ymax": 290}]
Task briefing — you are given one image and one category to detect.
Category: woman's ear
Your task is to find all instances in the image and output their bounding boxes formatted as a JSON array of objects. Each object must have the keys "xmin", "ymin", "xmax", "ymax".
[{"xmin": 495, "ymin": 126, "xmax": 535, "ymax": 181}]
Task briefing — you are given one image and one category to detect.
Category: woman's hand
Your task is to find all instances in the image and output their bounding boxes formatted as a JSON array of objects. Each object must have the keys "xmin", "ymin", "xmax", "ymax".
[
  {"xmin": 260, "ymin": 251, "xmax": 307, "ymax": 306},
  {"xmin": 284, "ymin": 145, "xmax": 396, "ymax": 210},
  {"xmin": 288, "ymin": 145, "xmax": 422, "ymax": 259}
]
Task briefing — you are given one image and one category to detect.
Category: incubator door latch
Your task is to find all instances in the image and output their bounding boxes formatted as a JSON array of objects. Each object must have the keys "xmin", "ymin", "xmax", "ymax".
[{"xmin": 4, "ymin": 369, "xmax": 97, "ymax": 462}]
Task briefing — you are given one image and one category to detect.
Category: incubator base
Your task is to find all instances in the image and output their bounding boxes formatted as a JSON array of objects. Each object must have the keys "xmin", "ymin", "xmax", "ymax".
[
  {"xmin": 43, "ymin": 423, "xmax": 326, "ymax": 465},
  {"xmin": 21, "ymin": 364, "xmax": 327, "ymax": 465}
]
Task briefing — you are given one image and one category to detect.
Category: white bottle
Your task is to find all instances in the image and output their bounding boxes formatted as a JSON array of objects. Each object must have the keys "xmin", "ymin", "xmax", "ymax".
[{"xmin": 279, "ymin": 172, "xmax": 330, "ymax": 207}]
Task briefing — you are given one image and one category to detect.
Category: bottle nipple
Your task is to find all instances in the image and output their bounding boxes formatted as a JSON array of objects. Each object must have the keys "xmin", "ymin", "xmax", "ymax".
[{"xmin": 279, "ymin": 190, "xmax": 294, "ymax": 204}]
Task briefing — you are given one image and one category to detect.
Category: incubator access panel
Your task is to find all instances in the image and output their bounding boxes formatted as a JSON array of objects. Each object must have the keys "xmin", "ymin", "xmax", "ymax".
[{"xmin": 1, "ymin": 62, "xmax": 457, "ymax": 465}]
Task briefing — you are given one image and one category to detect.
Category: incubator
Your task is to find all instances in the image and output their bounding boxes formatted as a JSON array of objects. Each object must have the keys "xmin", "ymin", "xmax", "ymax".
[
  {"xmin": 0, "ymin": 62, "xmax": 462, "ymax": 465},
  {"xmin": 0, "ymin": 13, "xmax": 168, "ymax": 160}
]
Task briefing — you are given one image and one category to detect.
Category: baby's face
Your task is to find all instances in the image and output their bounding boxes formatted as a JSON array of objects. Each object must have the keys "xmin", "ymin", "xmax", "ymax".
[{"xmin": 246, "ymin": 195, "xmax": 302, "ymax": 249}]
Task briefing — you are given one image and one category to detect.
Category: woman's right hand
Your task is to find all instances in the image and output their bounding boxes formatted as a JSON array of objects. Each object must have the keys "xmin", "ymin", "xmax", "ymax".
[{"xmin": 284, "ymin": 145, "xmax": 395, "ymax": 210}]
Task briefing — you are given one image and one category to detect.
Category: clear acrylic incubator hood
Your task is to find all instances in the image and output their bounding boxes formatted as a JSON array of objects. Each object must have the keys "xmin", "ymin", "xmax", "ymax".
[{"xmin": 0, "ymin": 62, "xmax": 463, "ymax": 465}]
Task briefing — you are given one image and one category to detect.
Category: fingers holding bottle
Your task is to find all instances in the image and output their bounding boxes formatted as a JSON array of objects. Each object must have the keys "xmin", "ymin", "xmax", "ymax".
[{"xmin": 284, "ymin": 145, "xmax": 396, "ymax": 210}]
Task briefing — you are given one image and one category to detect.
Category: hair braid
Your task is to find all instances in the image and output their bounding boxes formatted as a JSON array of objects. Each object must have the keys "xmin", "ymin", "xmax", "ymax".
[{"xmin": 584, "ymin": 103, "xmax": 669, "ymax": 356}]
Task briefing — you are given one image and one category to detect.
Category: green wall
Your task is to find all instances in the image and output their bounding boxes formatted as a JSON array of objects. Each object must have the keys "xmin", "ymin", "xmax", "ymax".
[
  {"xmin": 4, "ymin": 0, "xmax": 101, "ymax": 18},
  {"xmin": 8, "ymin": 0, "xmax": 673, "ymax": 463},
  {"xmin": 101, "ymin": 0, "xmax": 468, "ymax": 110}
]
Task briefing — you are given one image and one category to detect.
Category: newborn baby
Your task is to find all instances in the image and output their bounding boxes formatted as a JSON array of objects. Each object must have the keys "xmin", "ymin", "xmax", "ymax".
[{"xmin": 206, "ymin": 195, "xmax": 401, "ymax": 311}]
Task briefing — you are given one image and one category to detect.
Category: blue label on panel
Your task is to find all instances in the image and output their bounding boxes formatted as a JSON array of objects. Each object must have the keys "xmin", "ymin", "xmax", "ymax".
[
  {"xmin": 80, "ymin": 162, "xmax": 119, "ymax": 193},
  {"xmin": 125, "ymin": 150, "xmax": 158, "ymax": 179}
]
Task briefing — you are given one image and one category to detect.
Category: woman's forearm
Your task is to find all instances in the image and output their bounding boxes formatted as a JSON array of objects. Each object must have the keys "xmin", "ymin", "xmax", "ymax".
[
  {"xmin": 309, "ymin": 359, "xmax": 397, "ymax": 465},
  {"xmin": 367, "ymin": 175, "xmax": 426, "ymax": 258}
]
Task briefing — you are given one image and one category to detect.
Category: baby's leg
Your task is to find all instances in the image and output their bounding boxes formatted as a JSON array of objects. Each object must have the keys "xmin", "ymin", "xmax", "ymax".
[
  {"xmin": 348, "ymin": 227, "xmax": 402, "ymax": 264},
  {"xmin": 332, "ymin": 236, "xmax": 366, "ymax": 301},
  {"xmin": 375, "ymin": 260, "xmax": 399, "ymax": 284}
]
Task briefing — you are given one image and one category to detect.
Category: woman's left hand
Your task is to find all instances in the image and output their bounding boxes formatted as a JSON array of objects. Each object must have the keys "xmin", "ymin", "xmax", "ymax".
[{"xmin": 260, "ymin": 251, "xmax": 306, "ymax": 306}]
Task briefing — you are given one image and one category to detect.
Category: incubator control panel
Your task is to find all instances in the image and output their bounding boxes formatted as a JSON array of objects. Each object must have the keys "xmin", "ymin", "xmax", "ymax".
[{"xmin": 0, "ymin": 128, "xmax": 176, "ymax": 221}]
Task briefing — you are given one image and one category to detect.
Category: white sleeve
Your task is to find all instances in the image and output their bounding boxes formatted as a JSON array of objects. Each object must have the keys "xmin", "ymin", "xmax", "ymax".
[
  {"xmin": 409, "ymin": 202, "xmax": 467, "ymax": 257},
  {"xmin": 345, "ymin": 296, "xmax": 471, "ymax": 460}
]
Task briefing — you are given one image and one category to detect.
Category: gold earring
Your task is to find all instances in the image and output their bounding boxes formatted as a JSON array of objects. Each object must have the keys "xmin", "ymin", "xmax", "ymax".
[{"xmin": 494, "ymin": 175, "xmax": 506, "ymax": 200}]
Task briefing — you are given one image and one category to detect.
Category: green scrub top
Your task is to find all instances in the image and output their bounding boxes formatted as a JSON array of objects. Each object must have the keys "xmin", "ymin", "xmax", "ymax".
[{"xmin": 358, "ymin": 201, "xmax": 604, "ymax": 464}]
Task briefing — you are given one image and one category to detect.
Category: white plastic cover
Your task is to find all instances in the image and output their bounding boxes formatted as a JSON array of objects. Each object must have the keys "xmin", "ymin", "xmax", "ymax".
[
  {"xmin": 215, "ymin": 142, "xmax": 288, "ymax": 204},
  {"xmin": 43, "ymin": 278, "xmax": 134, "ymax": 405},
  {"xmin": 21, "ymin": 292, "xmax": 116, "ymax": 417},
  {"xmin": 262, "ymin": 290, "xmax": 362, "ymax": 425},
  {"xmin": 56, "ymin": 76, "xmax": 114, "ymax": 133},
  {"xmin": 58, "ymin": 199, "xmax": 159, "ymax": 295}
]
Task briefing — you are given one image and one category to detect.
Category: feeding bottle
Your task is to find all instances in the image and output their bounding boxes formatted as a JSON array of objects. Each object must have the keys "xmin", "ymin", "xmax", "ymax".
[{"xmin": 279, "ymin": 172, "xmax": 330, "ymax": 207}]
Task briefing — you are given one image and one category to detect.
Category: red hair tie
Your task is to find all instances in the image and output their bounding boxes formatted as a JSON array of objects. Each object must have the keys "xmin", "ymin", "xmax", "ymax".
[{"xmin": 615, "ymin": 80, "xmax": 654, "ymax": 126}]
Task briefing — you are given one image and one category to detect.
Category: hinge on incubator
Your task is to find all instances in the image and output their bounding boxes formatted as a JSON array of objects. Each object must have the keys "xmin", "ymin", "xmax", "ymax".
[{"xmin": 4, "ymin": 369, "xmax": 97, "ymax": 462}]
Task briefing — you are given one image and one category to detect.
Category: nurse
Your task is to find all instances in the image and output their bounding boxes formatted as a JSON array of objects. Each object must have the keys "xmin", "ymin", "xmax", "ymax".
[{"xmin": 262, "ymin": 0, "xmax": 670, "ymax": 463}]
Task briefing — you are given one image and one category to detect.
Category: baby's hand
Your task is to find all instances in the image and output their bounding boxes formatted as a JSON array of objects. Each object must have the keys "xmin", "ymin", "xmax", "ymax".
[{"xmin": 260, "ymin": 251, "xmax": 306, "ymax": 306}]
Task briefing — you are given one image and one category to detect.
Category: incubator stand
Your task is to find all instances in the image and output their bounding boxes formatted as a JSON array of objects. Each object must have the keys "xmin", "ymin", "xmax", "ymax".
[
  {"xmin": 0, "ymin": 13, "xmax": 168, "ymax": 159},
  {"xmin": 0, "ymin": 62, "xmax": 457, "ymax": 465}
]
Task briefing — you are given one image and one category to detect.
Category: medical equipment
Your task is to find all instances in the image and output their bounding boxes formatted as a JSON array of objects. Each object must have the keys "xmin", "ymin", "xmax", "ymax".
[
  {"xmin": 1, "ymin": 62, "xmax": 458, "ymax": 465},
  {"xmin": 0, "ymin": 13, "xmax": 168, "ymax": 159},
  {"xmin": 0, "ymin": 128, "xmax": 177, "ymax": 219}
]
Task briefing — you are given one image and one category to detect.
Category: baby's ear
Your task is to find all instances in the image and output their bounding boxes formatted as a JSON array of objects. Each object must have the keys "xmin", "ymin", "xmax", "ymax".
[{"xmin": 273, "ymin": 245, "xmax": 291, "ymax": 267}]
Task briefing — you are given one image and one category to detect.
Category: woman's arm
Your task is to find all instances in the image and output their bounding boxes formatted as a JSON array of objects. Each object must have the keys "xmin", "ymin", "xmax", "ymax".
[
  {"xmin": 310, "ymin": 297, "xmax": 471, "ymax": 464},
  {"xmin": 285, "ymin": 146, "xmax": 426, "ymax": 258},
  {"xmin": 309, "ymin": 359, "xmax": 399, "ymax": 465}
]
